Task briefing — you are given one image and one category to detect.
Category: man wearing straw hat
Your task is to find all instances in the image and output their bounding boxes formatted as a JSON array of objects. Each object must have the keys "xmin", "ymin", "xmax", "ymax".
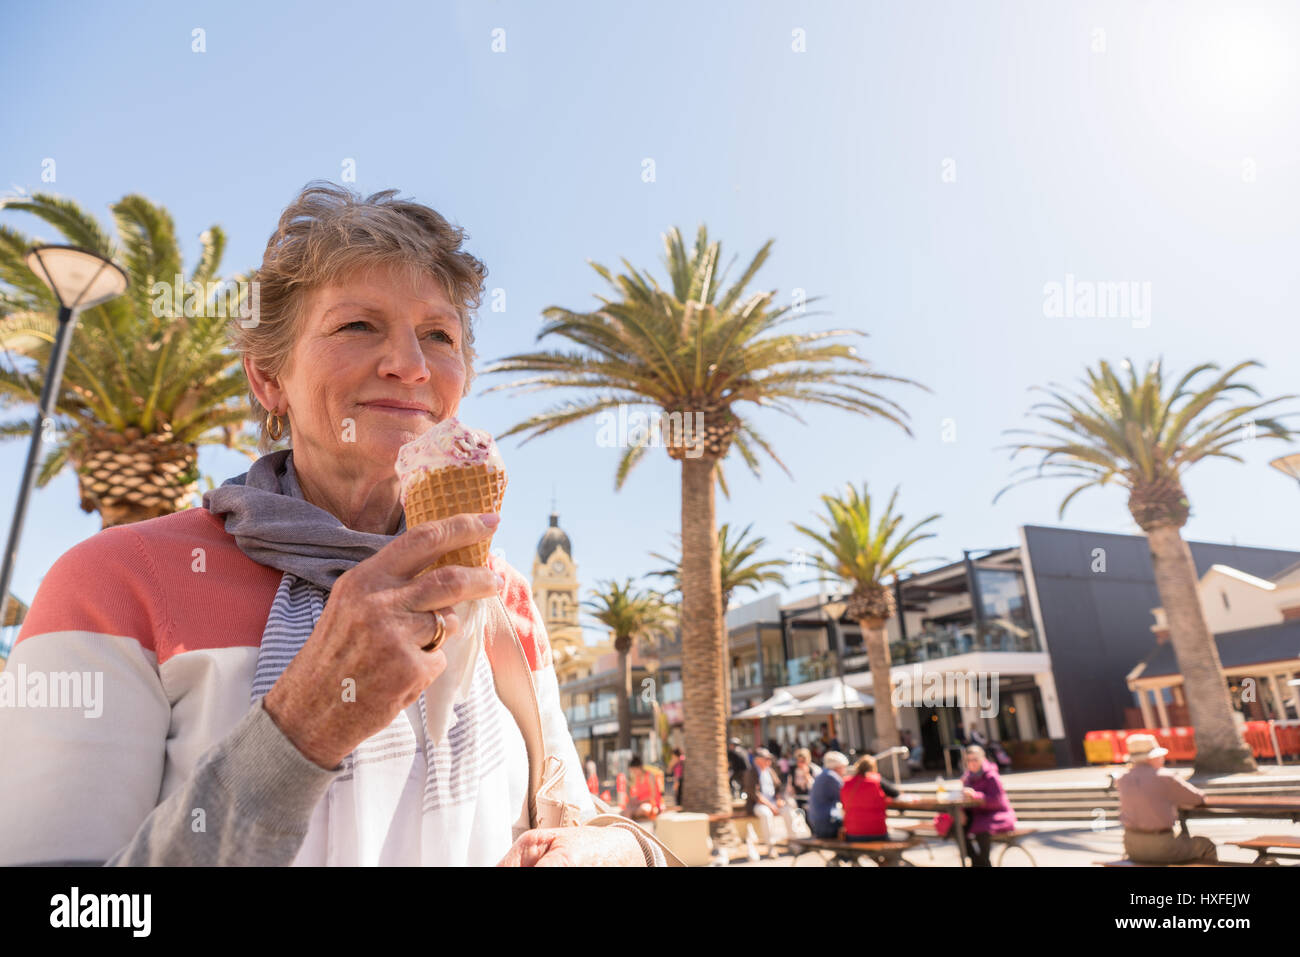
[{"xmin": 1117, "ymin": 733, "xmax": 1217, "ymax": 863}]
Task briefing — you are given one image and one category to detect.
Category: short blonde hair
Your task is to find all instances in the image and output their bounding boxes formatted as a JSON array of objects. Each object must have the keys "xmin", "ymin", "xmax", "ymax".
[
  {"xmin": 230, "ymin": 181, "xmax": 488, "ymax": 454},
  {"xmin": 794, "ymin": 747, "xmax": 812, "ymax": 763}
]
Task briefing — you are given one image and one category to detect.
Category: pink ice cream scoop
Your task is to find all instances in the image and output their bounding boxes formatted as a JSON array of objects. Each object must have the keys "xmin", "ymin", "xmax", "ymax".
[{"xmin": 395, "ymin": 416, "xmax": 506, "ymax": 510}]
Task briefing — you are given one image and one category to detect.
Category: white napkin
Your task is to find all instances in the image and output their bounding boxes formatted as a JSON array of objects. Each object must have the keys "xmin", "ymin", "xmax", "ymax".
[{"xmin": 422, "ymin": 595, "xmax": 488, "ymax": 747}]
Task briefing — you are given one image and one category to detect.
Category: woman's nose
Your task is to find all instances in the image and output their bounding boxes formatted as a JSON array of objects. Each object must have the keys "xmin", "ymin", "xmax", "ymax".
[{"xmin": 378, "ymin": 327, "xmax": 432, "ymax": 381}]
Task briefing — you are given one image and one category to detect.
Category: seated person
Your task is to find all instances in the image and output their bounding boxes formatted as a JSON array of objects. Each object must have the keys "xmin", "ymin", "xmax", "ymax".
[
  {"xmin": 622, "ymin": 756, "xmax": 663, "ymax": 822},
  {"xmin": 1116, "ymin": 734, "xmax": 1216, "ymax": 864},
  {"xmin": 960, "ymin": 745, "xmax": 1018, "ymax": 867},
  {"xmin": 742, "ymin": 747, "xmax": 786, "ymax": 858},
  {"xmin": 783, "ymin": 747, "xmax": 821, "ymax": 816},
  {"xmin": 840, "ymin": 755, "xmax": 902, "ymax": 842},
  {"xmin": 806, "ymin": 751, "xmax": 850, "ymax": 839}
]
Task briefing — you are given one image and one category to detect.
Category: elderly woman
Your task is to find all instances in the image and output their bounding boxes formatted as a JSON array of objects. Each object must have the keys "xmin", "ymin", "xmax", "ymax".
[
  {"xmin": 783, "ymin": 746, "xmax": 821, "ymax": 815},
  {"xmin": 959, "ymin": 745, "xmax": 1018, "ymax": 867},
  {"xmin": 0, "ymin": 182, "xmax": 664, "ymax": 867}
]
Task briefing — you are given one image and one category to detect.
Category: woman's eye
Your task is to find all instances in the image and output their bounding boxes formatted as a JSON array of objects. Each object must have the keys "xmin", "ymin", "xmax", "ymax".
[{"xmin": 338, "ymin": 320, "xmax": 453, "ymax": 345}]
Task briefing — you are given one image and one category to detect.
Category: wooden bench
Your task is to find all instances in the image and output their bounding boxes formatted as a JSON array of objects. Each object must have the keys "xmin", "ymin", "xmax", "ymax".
[
  {"xmin": 1096, "ymin": 859, "xmax": 1263, "ymax": 867},
  {"xmin": 989, "ymin": 828, "xmax": 1038, "ymax": 867},
  {"xmin": 704, "ymin": 810, "xmax": 783, "ymax": 862},
  {"xmin": 787, "ymin": 836, "xmax": 924, "ymax": 867},
  {"xmin": 1228, "ymin": 835, "xmax": 1300, "ymax": 864},
  {"xmin": 895, "ymin": 823, "xmax": 1037, "ymax": 866}
]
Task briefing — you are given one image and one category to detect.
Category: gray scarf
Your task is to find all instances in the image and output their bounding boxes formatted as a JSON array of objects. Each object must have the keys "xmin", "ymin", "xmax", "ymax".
[
  {"xmin": 202, "ymin": 448, "xmax": 506, "ymax": 864},
  {"xmin": 201, "ymin": 448, "xmax": 407, "ymax": 589}
]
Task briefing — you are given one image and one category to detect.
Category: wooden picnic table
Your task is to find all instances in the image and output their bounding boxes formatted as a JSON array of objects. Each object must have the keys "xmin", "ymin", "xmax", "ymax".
[
  {"xmin": 1179, "ymin": 795, "xmax": 1300, "ymax": 829},
  {"xmin": 888, "ymin": 795, "xmax": 983, "ymax": 867}
]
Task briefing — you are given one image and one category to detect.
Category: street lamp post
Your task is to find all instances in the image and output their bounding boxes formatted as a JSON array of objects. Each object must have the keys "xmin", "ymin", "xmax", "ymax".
[{"xmin": 0, "ymin": 246, "xmax": 127, "ymax": 645}]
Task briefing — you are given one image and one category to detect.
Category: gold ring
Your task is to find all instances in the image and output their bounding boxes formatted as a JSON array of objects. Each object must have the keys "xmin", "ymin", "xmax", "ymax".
[{"xmin": 421, "ymin": 611, "xmax": 447, "ymax": 653}]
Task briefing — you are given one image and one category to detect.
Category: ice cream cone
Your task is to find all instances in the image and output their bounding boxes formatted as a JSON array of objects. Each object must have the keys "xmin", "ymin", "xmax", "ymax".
[{"xmin": 403, "ymin": 462, "xmax": 508, "ymax": 570}]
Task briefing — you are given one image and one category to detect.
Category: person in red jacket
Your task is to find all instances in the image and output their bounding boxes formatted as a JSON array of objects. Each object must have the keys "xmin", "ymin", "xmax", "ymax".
[
  {"xmin": 622, "ymin": 756, "xmax": 663, "ymax": 821},
  {"xmin": 840, "ymin": 755, "xmax": 902, "ymax": 841}
]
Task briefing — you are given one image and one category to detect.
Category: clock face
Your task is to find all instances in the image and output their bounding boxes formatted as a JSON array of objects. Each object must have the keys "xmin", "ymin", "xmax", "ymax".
[{"xmin": 550, "ymin": 560, "xmax": 564, "ymax": 574}]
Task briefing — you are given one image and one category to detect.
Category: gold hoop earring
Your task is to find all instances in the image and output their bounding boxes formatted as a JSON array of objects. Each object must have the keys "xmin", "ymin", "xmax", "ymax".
[{"xmin": 266, "ymin": 410, "xmax": 286, "ymax": 441}]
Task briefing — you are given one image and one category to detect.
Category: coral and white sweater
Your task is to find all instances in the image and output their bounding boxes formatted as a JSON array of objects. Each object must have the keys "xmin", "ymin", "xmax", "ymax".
[{"xmin": 0, "ymin": 506, "xmax": 594, "ymax": 866}]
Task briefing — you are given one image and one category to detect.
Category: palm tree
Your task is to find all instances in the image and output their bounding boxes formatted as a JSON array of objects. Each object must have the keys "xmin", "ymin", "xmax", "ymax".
[
  {"xmin": 581, "ymin": 579, "xmax": 676, "ymax": 753},
  {"xmin": 648, "ymin": 521, "xmax": 789, "ymax": 706},
  {"xmin": 0, "ymin": 191, "xmax": 260, "ymax": 528},
  {"xmin": 792, "ymin": 484, "xmax": 940, "ymax": 754},
  {"xmin": 996, "ymin": 358, "xmax": 1296, "ymax": 773},
  {"xmin": 482, "ymin": 225, "xmax": 925, "ymax": 843}
]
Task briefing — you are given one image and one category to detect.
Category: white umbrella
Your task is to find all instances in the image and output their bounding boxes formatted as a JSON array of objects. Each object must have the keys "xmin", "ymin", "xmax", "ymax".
[
  {"xmin": 732, "ymin": 689, "xmax": 798, "ymax": 720},
  {"xmin": 776, "ymin": 684, "xmax": 873, "ymax": 716}
]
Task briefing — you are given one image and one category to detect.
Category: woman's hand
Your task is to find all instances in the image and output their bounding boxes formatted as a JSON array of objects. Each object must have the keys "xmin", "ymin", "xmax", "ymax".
[
  {"xmin": 963, "ymin": 787, "xmax": 982, "ymax": 801},
  {"xmin": 496, "ymin": 827, "xmax": 646, "ymax": 867},
  {"xmin": 262, "ymin": 513, "xmax": 502, "ymax": 770}
]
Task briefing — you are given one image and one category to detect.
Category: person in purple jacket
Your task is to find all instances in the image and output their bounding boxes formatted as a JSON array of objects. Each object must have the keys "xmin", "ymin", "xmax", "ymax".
[{"xmin": 959, "ymin": 745, "xmax": 1017, "ymax": 867}]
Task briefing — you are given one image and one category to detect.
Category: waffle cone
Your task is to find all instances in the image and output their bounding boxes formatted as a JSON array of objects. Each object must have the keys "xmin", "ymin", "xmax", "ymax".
[{"xmin": 403, "ymin": 462, "xmax": 507, "ymax": 570}]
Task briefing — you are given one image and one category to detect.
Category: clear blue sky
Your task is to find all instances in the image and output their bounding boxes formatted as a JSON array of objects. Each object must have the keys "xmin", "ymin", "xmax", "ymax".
[{"xmin": 2, "ymin": 0, "xmax": 1298, "ymax": 648}]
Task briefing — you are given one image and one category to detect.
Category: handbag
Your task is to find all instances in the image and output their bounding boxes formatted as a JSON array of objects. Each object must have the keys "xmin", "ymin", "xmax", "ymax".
[
  {"xmin": 789, "ymin": 807, "xmax": 812, "ymax": 839},
  {"xmin": 932, "ymin": 812, "xmax": 954, "ymax": 838},
  {"xmin": 483, "ymin": 594, "xmax": 684, "ymax": 865}
]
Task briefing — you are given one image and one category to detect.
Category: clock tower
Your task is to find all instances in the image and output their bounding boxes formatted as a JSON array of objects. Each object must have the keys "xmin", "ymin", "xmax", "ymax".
[{"xmin": 532, "ymin": 510, "xmax": 582, "ymax": 658}]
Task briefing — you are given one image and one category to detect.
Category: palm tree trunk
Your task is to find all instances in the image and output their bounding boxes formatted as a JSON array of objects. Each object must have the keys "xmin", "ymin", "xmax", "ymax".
[
  {"xmin": 858, "ymin": 617, "xmax": 901, "ymax": 754},
  {"xmin": 617, "ymin": 641, "xmax": 632, "ymax": 753},
  {"xmin": 721, "ymin": 588, "xmax": 732, "ymax": 742},
  {"xmin": 1146, "ymin": 524, "xmax": 1256, "ymax": 773},
  {"xmin": 680, "ymin": 455, "xmax": 738, "ymax": 848}
]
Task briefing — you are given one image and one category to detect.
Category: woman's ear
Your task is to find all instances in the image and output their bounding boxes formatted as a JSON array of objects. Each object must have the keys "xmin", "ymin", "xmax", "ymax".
[{"xmin": 244, "ymin": 354, "xmax": 284, "ymax": 414}]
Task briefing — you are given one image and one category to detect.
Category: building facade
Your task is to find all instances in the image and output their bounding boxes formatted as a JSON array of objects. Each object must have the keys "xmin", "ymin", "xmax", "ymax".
[
  {"xmin": 541, "ymin": 511, "xmax": 657, "ymax": 776},
  {"xmin": 713, "ymin": 524, "xmax": 1300, "ymax": 769}
]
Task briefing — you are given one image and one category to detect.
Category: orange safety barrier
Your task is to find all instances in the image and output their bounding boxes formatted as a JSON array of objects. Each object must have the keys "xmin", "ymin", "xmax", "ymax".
[
  {"xmin": 1088, "ymin": 721, "xmax": 1300, "ymax": 763},
  {"xmin": 1083, "ymin": 730, "xmax": 1114, "ymax": 764},
  {"xmin": 1167, "ymin": 726, "xmax": 1197, "ymax": 763},
  {"xmin": 1275, "ymin": 722, "xmax": 1300, "ymax": 757},
  {"xmin": 1153, "ymin": 727, "xmax": 1176, "ymax": 755},
  {"xmin": 1243, "ymin": 721, "xmax": 1276, "ymax": 758}
]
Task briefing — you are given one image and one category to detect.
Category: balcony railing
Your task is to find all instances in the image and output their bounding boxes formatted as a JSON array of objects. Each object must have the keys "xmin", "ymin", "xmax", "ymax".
[
  {"xmin": 729, "ymin": 660, "xmax": 787, "ymax": 693},
  {"xmin": 565, "ymin": 696, "xmax": 654, "ymax": 726},
  {"xmin": 885, "ymin": 622, "xmax": 1040, "ymax": 665},
  {"xmin": 786, "ymin": 651, "xmax": 839, "ymax": 685}
]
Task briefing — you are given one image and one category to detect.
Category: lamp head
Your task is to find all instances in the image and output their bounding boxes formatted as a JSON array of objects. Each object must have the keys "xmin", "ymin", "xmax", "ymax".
[
  {"xmin": 25, "ymin": 245, "xmax": 127, "ymax": 312},
  {"xmin": 1269, "ymin": 453, "xmax": 1300, "ymax": 486}
]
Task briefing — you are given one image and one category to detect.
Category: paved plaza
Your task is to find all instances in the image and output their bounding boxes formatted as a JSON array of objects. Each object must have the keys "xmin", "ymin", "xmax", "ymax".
[{"xmin": 729, "ymin": 816, "xmax": 1300, "ymax": 867}]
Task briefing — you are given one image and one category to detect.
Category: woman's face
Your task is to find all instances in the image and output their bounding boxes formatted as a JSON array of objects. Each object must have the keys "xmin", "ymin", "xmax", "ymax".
[
  {"xmin": 264, "ymin": 262, "xmax": 466, "ymax": 475},
  {"xmin": 965, "ymin": 755, "xmax": 983, "ymax": 773}
]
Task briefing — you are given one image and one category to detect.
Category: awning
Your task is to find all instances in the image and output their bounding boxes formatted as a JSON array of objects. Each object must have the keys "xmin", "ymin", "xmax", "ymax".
[
  {"xmin": 774, "ymin": 683, "xmax": 873, "ymax": 716},
  {"xmin": 732, "ymin": 689, "xmax": 797, "ymax": 719}
]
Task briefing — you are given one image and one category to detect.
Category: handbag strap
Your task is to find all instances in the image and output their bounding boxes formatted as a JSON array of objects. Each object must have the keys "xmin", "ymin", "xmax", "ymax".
[
  {"xmin": 484, "ymin": 594, "xmax": 545, "ymax": 830},
  {"xmin": 483, "ymin": 594, "xmax": 684, "ymax": 866}
]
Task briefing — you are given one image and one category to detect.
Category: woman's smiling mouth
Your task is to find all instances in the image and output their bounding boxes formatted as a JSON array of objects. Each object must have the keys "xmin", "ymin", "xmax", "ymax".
[{"xmin": 362, "ymin": 401, "xmax": 435, "ymax": 419}]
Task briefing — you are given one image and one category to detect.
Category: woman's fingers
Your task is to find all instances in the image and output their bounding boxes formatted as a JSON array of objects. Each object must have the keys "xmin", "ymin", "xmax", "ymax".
[
  {"xmin": 401, "ymin": 563, "xmax": 500, "ymax": 613},
  {"xmin": 380, "ymin": 513, "xmax": 499, "ymax": 580},
  {"xmin": 418, "ymin": 609, "xmax": 459, "ymax": 650}
]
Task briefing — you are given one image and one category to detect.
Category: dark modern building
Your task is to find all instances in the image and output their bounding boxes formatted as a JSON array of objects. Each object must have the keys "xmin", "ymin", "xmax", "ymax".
[{"xmin": 697, "ymin": 524, "xmax": 1300, "ymax": 769}]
